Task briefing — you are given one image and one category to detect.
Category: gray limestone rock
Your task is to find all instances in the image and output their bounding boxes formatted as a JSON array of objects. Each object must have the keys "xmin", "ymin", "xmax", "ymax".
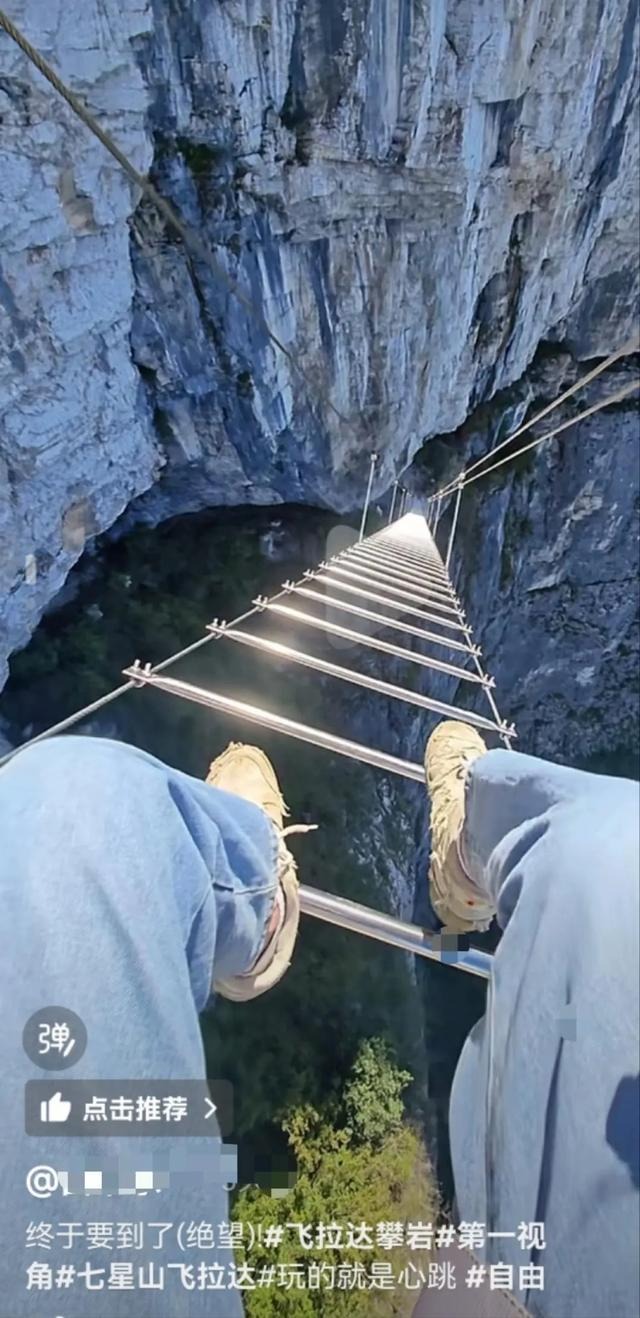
[
  {"xmin": 413, "ymin": 354, "xmax": 640, "ymax": 764},
  {"xmin": 1, "ymin": 0, "xmax": 639, "ymax": 690},
  {"xmin": 0, "ymin": 0, "xmax": 159, "ymax": 684}
]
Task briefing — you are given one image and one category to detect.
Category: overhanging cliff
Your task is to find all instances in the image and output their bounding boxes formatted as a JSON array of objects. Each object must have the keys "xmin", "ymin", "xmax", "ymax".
[{"xmin": 1, "ymin": 0, "xmax": 638, "ymax": 686}]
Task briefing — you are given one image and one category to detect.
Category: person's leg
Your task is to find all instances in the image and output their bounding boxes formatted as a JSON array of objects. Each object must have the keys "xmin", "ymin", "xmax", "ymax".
[
  {"xmin": 450, "ymin": 749, "xmax": 640, "ymax": 1318},
  {"xmin": 0, "ymin": 734, "xmax": 288, "ymax": 1317}
]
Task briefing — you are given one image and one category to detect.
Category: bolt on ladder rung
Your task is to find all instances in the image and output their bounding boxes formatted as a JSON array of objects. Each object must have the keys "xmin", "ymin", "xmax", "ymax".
[
  {"xmin": 255, "ymin": 600, "xmax": 491, "ymax": 685},
  {"xmin": 124, "ymin": 664, "xmax": 513, "ymax": 771},
  {"xmin": 124, "ymin": 665, "xmax": 426, "ymax": 782},
  {"xmin": 313, "ymin": 571, "xmax": 471, "ymax": 634},
  {"xmin": 284, "ymin": 586, "xmax": 481, "ymax": 657},
  {"xmin": 206, "ymin": 624, "xmax": 502, "ymax": 728}
]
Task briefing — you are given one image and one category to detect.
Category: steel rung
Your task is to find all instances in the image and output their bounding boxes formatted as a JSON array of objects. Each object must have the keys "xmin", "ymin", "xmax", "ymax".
[
  {"xmin": 359, "ymin": 529, "xmax": 446, "ymax": 561},
  {"xmin": 336, "ymin": 554, "xmax": 461, "ymax": 609},
  {"xmin": 206, "ymin": 624, "xmax": 501, "ymax": 727},
  {"xmin": 376, "ymin": 555, "xmax": 448, "ymax": 580},
  {"xmin": 321, "ymin": 563, "xmax": 465, "ymax": 619},
  {"xmin": 373, "ymin": 547, "xmax": 447, "ymax": 576},
  {"xmin": 283, "ymin": 586, "xmax": 481, "ymax": 657},
  {"xmin": 345, "ymin": 542, "xmax": 455, "ymax": 585},
  {"xmin": 298, "ymin": 884, "xmax": 492, "ymax": 979},
  {"xmin": 372, "ymin": 539, "xmax": 444, "ymax": 566},
  {"xmin": 254, "ymin": 600, "xmax": 491, "ymax": 684},
  {"xmin": 313, "ymin": 571, "xmax": 471, "ymax": 634},
  {"xmin": 124, "ymin": 664, "xmax": 512, "ymax": 775},
  {"xmin": 366, "ymin": 534, "xmax": 448, "ymax": 568},
  {"xmin": 372, "ymin": 533, "xmax": 446, "ymax": 566},
  {"xmin": 346, "ymin": 546, "xmax": 455, "ymax": 594},
  {"xmin": 123, "ymin": 665, "xmax": 426, "ymax": 781}
]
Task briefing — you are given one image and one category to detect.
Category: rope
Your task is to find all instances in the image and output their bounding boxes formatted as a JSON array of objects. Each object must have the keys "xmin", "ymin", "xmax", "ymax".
[
  {"xmin": 0, "ymin": 8, "xmax": 636, "ymax": 769},
  {"xmin": 0, "ymin": 600, "xmax": 273, "ymax": 768},
  {"xmin": 441, "ymin": 378, "xmax": 639, "ymax": 496},
  {"xmin": 0, "ymin": 8, "xmax": 354, "ymax": 433},
  {"xmin": 1, "ymin": 8, "xmax": 636, "ymax": 501},
  {"xmin": 433, "ymin": 343, "xmax": 639, "ymax": 502}
]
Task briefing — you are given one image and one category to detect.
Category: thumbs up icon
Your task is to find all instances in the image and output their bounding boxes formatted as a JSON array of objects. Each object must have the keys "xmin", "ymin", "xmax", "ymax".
[{"xmin": 40, "ymin": 1092, "xmax": 72, "ymax": 1123}]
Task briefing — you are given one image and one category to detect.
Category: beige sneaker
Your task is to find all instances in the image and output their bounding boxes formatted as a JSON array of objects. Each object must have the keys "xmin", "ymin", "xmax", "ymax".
[
  {"xmin": 206, "ymin": 743, "xmax": 304, "ymax": 1002},
  {"xmin": 206, "ymin": 742, "xmax": 290, "ymax": 830},
  {"xmin": 425, "ymin": 720, "xmax": 495, "ymax": 933}
]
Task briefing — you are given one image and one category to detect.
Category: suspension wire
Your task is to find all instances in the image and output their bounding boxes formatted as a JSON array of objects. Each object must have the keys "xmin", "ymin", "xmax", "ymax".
[
  {"xmin": 1, "ymin": 513, "xmax": 509, "ymax": 766},
  {"xmin": 432, "ymin": 344, "xmax": 639, "ymax": 503},
  {"xmin": 0, "ymin": 7, "xmax": 353, "ymax": 438},
  {"xmin": 8, "ymin": 10, "xmax": 631, "ymax": 972},
  {"xmin": 0, "ymin": 597, "xmax": 285, "ymax": 769},
  {"xmin": 439, "ymin": 378, "xmax": 639, "ymax": 496},
  {"xmin": 2, "ymin": 7, "xmax": 638, "ymax": 530},
  {"xmin": 1, "ymin": 7, "xmax": 634, "ymax": 777},
  {"xmin": 7, "ymin": 7, "xmax": 631, "ymax": 524},
  {"xmin": 2, "ymin": 10, "xmax": 636, "ymax": 529}
]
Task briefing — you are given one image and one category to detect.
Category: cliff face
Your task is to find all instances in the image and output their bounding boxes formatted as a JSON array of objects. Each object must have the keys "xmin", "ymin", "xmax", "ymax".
[
  {"xmin": 0, "ymin": 0, "xmax": 158, "ymax": 684},
  {"xmin": 409, "ymin": 351, "xmax": 640, "ymax": 765},
  {"xmin": 0, "ymin": 0, "xmax": 638, "ymax": 686}
]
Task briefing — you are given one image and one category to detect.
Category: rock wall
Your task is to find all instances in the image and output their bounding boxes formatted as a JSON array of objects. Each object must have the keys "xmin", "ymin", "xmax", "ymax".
[
  {"xmin": 0, "ymin": 0, "xmax": 158, "ymax": 683},
  {"xmin": 409, "ymin": 350, "xmax": 640, "ymax": 764},
  {"xmin": 1, "ymin": 0, "xmax": 638, "ymax": 686}
]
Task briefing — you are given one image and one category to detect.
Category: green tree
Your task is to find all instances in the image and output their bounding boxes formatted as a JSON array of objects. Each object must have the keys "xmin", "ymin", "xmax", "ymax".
[
  {"xmin": 342, "ymin": 1038, "xmax": 412, "ymax": 1148},
  {"xmin": 233, "ymin": 1042, "xmax": 438, "ymax": 1318}
]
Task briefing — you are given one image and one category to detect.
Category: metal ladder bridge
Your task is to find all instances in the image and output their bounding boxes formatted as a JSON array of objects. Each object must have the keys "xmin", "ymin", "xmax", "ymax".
[{"xmin": 121, "ymin": 497, "xmax": 515, "ymax": 983}]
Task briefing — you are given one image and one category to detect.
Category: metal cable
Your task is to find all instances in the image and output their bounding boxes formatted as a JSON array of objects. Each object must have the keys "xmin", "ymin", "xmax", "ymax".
[
  {"xmin": 432, "ymin": 350, "xmax": 639, "ymax": 503},
  {"xmin": 0, "ymin": 8, "xmax": 354, "ymax": 434},
  {"xmin": 445, "ymin": 379, "xmax": 639, "ymax": 494},
  {"xmin": 3, "ymin": 7, "xmax": 631, "ymax": 773},
  {"xmin": 0, "ymin": 597, "xmax": 282, "ymax": 768},
  {"xmin": 2, "ymin": 11, "xmax": 635, "ymax": 521}
]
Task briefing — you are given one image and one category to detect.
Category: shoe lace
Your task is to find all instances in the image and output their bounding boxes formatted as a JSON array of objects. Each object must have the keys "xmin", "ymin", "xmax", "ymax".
[{"xmin": 281, "ymin": 823, "xmax": 318, "ymax": 838}]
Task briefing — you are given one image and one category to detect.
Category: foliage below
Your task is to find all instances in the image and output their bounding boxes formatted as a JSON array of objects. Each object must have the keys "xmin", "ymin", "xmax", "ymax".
[
  {"xmin": 342, "ymin": 1038, "xmax": 412, "ymax": 1148},
  {"xmin": 3, "ymin": 508, "xmax": 442, "ymax": 1317},
  {"xmin": 234, "ymin": 1039, "xmax": 438, "ymax": 1318}
]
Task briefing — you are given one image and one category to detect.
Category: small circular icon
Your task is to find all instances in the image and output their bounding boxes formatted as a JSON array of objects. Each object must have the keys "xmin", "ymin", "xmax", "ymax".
[
  {"xmin": 26, "ymin": 1165, "xmax": 59, "ymax": 1199},
  {"xmin": 23, "ymin": 1006, "xmax": 87, "ymax": 1071}
]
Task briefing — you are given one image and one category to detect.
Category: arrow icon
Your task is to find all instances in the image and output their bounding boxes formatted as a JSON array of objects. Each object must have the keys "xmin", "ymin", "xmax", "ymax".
[{"xmin": 204, "ymin": 1097, "xmax": 217, "ymax": 1120}]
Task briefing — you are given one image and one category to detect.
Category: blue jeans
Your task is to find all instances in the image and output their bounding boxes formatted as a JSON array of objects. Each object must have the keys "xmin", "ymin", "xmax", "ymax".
[
  {"xmin": 0, "ymin": 736, "xmax": 274, "ymax": 1317},
  {"xmin": 0, "ymin": 737, "xmax": 638, "ymax": 1317},
  {"xmin": 452, "ymin": 750, "xmax": 639, "ymax": 1317}
]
